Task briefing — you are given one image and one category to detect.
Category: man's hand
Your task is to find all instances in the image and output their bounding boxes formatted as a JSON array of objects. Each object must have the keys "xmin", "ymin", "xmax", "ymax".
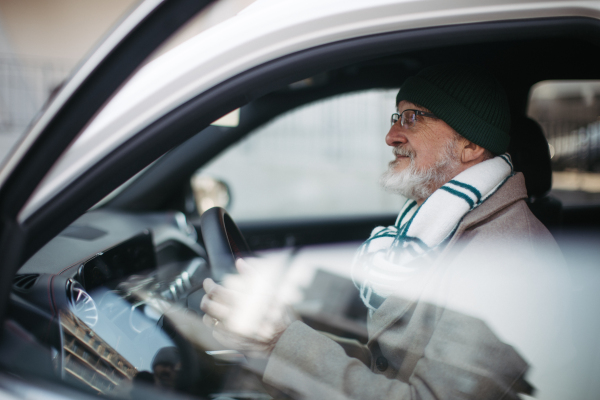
[{"xmin": 200, "ymin": 258, "xmax": 296, "ymax": 358}]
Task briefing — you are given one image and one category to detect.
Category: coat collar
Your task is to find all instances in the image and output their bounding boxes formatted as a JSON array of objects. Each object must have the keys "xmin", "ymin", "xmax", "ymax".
[
  {"xmin": 452, "ymin": 172, "xmax": 528, "ymax": 237},
  {"xmin": 367, "ymin": 172, "xmax": 528, "ymax": 342}
]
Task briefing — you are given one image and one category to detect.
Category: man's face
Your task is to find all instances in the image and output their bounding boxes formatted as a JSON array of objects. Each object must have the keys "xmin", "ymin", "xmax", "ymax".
[
  {"xmin": 153, "ymin": 362, "xmax": 180, "ymax": 389},
  {"xmin": 382, "ymin": 100, "xmax": 463, "ymax": 201}
]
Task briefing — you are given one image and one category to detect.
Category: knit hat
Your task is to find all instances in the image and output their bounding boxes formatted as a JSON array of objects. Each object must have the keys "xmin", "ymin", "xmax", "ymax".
[
  {"xmin": 396, "ymin": 64, "xmax": 511, "ymax": 155},
  {"xmin": 152, "ymin": 346, "xmax": 180, "ymax": 368}
]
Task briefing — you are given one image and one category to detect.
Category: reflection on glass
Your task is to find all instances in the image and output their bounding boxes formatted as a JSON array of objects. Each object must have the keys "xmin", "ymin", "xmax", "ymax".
[
  {"xmin": 60, "ymin": 310, "xmax": 136, "ymax": 394},
  {"xmin": 59, "ymin": 278, "xmax": 185, "ymax": 396},
  {"xmin": 151, "ymin": 347, "xmax": 181, "ymax": 389}
]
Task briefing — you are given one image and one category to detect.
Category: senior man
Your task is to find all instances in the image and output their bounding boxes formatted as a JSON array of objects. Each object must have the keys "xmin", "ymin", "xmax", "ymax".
[{"xmin": 201, "ymin": 65, "xmax": 565, "ymax": 399}]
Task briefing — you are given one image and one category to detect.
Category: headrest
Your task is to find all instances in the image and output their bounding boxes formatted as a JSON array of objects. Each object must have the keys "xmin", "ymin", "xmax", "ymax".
[{"xmin": 508, "ymin": 116, "xmax": 552, "ymax": 198}]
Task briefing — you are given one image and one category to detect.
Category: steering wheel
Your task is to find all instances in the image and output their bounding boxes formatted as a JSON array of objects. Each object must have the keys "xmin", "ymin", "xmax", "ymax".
[{"xmin": 199, "ymin": 207, "xmax": 252, "ymax": 283}]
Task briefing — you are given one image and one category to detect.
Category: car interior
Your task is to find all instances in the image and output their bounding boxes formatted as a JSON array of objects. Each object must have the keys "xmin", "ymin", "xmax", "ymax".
[{"xmin": 2, "ymin": 14, "xmax": 600, "ymax": 400}]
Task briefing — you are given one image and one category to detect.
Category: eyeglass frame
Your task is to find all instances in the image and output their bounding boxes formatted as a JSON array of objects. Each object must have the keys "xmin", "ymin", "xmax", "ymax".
[{"xmin": 391, "ymin": 109, "xmax": 438, "ymax": 127}]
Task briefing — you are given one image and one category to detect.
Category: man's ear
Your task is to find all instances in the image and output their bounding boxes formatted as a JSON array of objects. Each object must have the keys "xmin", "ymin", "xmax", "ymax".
[{"xmin": 461, "ymin": 140, "xmax": 487, "ymax": 164}]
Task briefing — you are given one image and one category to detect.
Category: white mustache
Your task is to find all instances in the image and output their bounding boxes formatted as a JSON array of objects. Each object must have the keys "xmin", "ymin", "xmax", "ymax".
[{"xmin": 392, "ymin": 146, "xmax": 415, "ymax": 159}]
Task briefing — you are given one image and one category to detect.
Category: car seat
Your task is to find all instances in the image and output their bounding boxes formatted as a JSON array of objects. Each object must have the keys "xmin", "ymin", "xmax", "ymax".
[{"xmin": 508, "ymin": 115, "xmax": 562, "ymax": 227}]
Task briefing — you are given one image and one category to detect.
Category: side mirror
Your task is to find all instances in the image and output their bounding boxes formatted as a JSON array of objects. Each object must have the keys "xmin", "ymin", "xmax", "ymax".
[{"xmin": 190, "ymin": 174, "xmax": 231, "ymax": 215}]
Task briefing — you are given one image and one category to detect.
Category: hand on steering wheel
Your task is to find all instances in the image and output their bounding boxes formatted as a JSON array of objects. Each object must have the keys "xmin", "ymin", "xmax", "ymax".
[
  {"xmin": 199, "ymin": 207, "xmax": 296, "ymax": 356},
  {"xmin": 200, "ymin": 258, "xmax": 296, "ymax": 357}
]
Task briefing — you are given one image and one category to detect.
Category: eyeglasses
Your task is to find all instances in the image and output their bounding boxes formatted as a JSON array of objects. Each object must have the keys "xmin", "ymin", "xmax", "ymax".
[{"xmin": 391, "ymin": 109, "xmax": 437, "ymax": 128}]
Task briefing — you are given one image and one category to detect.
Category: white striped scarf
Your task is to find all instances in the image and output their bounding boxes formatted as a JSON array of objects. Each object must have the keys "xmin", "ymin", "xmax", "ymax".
[{"xmin": 352, "ymin": 154, "xmax": 514, "ymax": 312}]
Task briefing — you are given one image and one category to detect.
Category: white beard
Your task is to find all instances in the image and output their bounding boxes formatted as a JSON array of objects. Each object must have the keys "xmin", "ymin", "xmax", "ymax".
[{"xmin": 380, "ymin": 143, "xmax": 461, "ymax": 201}]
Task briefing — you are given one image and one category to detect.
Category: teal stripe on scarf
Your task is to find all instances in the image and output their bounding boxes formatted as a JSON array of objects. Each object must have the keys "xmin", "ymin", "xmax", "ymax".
[
  {"xmin": 404, "ymin": 236, "xmax": 429, "ymax": 252},
  {"xmin": 362, "ymin": 232, "xmax": 396, "ymax": 245},
  {"xmin": 440, "ymin": 186, "xmax": 475, "ymax": 208},
  {"xmin": 448, "ymin": 180, "xmax": 482, "ymax": 202},
  {"xmin": 396, "ymin": 201, "xmax": 417, "ymax": 229},
  {"xmin": 499, "ymin": 154, "xmax": 513, "ymax": 169}
]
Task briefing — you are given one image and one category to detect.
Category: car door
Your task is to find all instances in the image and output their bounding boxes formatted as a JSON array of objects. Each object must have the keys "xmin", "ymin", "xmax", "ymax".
[{"xmin": 4, "ymin": 1, "xmax": 600, "ymax": 399}]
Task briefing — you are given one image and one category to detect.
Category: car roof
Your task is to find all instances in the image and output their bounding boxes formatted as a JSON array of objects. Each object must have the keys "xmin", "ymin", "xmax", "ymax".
[{"xmin": 15, "ymin": 0, "xmax": 600, "ymax": 222}]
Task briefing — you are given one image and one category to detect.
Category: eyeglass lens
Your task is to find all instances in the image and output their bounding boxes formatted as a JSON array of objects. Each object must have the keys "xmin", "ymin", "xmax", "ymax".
[{"xmin": 391, "ymin": 110, "xmax": 418, "ymax": 127}]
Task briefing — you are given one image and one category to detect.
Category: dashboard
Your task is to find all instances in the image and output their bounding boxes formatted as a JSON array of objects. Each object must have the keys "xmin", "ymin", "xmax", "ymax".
[{"xmin": 8, "ymin": 209, "xmax": 217, "ymax": 397}]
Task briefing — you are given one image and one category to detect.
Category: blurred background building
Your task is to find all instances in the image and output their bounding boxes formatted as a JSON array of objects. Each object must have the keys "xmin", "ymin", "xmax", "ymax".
[
  {"xmin": 0, "ymin": 0, "xmax": 256, "ymax": 161},
  {"xmin": 528, "ymin": 81, "xmax": 600, "ymax": 203},
  {"xmin": 0, "ymin": 0, "xmax": 136, "ymax": 159}
]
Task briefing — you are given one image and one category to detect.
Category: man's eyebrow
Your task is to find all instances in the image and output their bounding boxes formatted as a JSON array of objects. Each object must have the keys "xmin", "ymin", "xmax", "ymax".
[
  {"xmin": 396, "ymin": 104, "xmax": 432, "ymax": 113},
  {"xmin": 411, "ymin": 103, "xmax": 432, "ymax": 112}
]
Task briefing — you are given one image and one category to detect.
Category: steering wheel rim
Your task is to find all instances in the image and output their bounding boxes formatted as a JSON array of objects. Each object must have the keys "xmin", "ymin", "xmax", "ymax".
[{"xmin": 199, "ymin": 207, "xmax": 251, "ymax": 283}]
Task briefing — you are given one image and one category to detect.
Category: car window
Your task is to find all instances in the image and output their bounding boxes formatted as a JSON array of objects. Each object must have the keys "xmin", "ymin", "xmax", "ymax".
[
  {"xmin": 196, "ymin": 89, "xmax": 406, "ymax": 221},
  {"xmin": 528, "ymin": 80, "xmax": 600, "ymax": 206}
]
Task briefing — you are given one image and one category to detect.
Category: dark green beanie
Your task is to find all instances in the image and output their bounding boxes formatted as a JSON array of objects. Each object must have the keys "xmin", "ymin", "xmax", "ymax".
[{"xmin": 396, "ymin": 64, "xmax": 510, "ymax": 155}]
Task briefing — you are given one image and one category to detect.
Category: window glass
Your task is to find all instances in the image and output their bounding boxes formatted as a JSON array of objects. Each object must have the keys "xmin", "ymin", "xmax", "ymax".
[
  {"xmin": 528, "ymin": 80, "xmax": 600, "ymax": 205},
  {"xmin": 197, "ymin": 89, "xmax": 406, "ymax": 221}
]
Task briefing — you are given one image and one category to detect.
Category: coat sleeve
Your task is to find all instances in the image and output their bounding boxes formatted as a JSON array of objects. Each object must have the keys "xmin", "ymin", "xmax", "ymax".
[
  {"xmin": 318, "ymin": 331, "xmax": 371, "ymax": 367},
  {"xmin": 263, "ymin": 316, "xmax": 531, "ymax": 400},
  {"xmin": 263, "ymin": 321, "xmax": 416, "ymax": 400}
]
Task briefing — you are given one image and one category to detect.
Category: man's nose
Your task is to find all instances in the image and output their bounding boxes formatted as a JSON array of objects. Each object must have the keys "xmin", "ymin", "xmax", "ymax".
[{"xmin": 385, "ymin": 124, "xmax": 408, "ymax": 147}]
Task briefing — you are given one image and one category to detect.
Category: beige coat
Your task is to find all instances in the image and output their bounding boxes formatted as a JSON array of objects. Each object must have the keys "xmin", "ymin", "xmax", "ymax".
[{"xmin": 263, "ymin": 173, "xmax": 565, "ymax": 400}]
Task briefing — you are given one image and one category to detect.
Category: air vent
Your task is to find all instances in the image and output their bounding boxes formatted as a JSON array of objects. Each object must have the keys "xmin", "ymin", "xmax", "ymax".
[
  {"xmin": 12, "ymin": 274, "xmax": 40, "ymax": 291},
  {"xmin": 67, "ymin": 281, "xmax": 98, "ymax": 327}
]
